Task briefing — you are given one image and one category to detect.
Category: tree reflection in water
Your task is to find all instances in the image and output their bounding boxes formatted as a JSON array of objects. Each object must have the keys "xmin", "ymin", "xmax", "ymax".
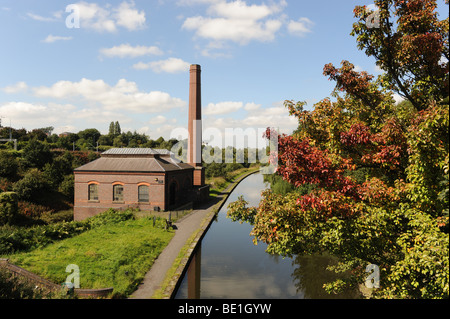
[{"xmin": 290, "ymin": 253, "xmax": 363, "ymax": 299}]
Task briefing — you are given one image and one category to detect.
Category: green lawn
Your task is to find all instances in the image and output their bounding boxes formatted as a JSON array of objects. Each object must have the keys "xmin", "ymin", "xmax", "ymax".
[{"xmin": 8, "ymin": 217, "xmax": 174, "ymax": 298}]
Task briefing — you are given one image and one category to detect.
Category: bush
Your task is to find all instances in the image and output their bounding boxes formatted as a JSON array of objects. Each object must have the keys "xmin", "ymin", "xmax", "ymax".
[
  {"xmin": 22, "ymin": 139, "xmax": 52, "ymax": 169},
  {"xmin": 12, "ymin": 169, "xmax": 48, "ymax": 200},
  {"xmin": 39, "ymin": 210, "xmax": 73, "ymax": 224},
  {"xmin": 0, "ymin": 151, "xmax": 19, "ymax": 178},
  {"xmin": 205, "ymin": 162, "xmax": 227, "ymax": 178},
  {"xmin": 0, "ymin": 192, "xmax": 18, "ymax": 226},
  {"xmin": 0, "ymin": 209, "xmax": 135, "ymax": 255}
]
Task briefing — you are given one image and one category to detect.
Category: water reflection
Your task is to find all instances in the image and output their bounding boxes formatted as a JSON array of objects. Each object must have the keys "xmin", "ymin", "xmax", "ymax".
[{"xmin": 175, "ymin": 173, "xmax": 361, "ymax": 299}]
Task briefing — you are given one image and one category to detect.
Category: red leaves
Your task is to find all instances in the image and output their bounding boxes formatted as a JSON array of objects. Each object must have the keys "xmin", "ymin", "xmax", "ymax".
[
  {"xmin": 340, "ymin": 123, "xmax": 372, "ymax": 146},
  {"xmin": 340, "ymin": 119, "xmax": 407, "ymax": 170},
  {"xmin": 275, "ymin": 134, "xmax": 359, "ymax": 200},
  {"xmin": 295, "ymin": 190, "xmax": 357, "ymax": 219},
  {"xmin": 323, "ymin": 61, "xmax": 385, "ymax": 108},
  {"xmin": 357, "ymin": 177, "xmax": 406, "ymax": 204}
]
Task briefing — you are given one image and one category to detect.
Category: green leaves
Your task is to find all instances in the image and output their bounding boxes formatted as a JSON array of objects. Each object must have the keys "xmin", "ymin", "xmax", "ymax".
[{"xmin": 227, "ymin": 0, "xmax": 449, "ymax": 298}]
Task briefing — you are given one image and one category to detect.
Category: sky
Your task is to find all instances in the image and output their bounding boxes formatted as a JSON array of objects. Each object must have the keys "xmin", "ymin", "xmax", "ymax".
[{"xmin": 0, "ymin": 0, "xmax": 448, "ymax": 148}]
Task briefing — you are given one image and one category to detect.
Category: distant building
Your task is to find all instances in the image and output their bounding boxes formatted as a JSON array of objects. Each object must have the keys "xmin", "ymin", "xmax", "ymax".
[
  {"xmin": 58, "ymin": 132, "xmax": 73, "ymax": 137},
  {"xmin": 73, "ymin": 65, "xmax": 208, "ymax": 221}
]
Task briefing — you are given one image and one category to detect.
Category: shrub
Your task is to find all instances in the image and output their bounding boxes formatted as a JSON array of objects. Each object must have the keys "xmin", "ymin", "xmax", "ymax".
[
  {"xmin": 0, "ymin": 151, "xmax": 19, "ymax": 178},
  {"xmin": 22, "ymin": 139, "xmax": 52, "ymax": 169},
  {"xmin": 0, "ymin": 208, "xmax": 135, "ymax": 255},
  {"xmin": 0, "ymin": 192, "xmax": 18, "ymax": 226},
  {"xmin": 12, "ymin": 169, "xmax": 49, "ymax": 200},
  {"xmin": 58, "ymin": 175, "xmax": 74, "ymax": 199},
  {"xmin": 39, "ymin": 210, "xmax": 73, "ymax": 224}
]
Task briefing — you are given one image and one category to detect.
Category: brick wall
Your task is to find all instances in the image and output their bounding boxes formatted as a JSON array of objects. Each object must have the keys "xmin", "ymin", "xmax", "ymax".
[
  {"xmin": 0, "ymin": 258, "xmax": 113, "ymax": 298},
  {"xmin": 74, "ymin": 170, "xmax": 195, "ymax": 220}
]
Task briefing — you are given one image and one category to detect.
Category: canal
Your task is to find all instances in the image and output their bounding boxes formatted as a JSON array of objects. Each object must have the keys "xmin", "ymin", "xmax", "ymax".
[{"xmin": 175, "ymin": 172, "xmax": 361, "ymax": 299}]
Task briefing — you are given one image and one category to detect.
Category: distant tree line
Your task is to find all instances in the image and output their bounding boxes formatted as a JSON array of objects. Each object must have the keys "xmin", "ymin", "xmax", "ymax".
[
  {"xmin": 0, "ymin": 121, "xmax": 180, "ymax": 152},
  {"xmin": 0, "ymin": 121, "xmax": 181, "ymax": 225}
]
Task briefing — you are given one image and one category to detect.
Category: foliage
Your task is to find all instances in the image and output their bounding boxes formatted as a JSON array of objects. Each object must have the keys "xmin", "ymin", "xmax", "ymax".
[
  {"xmin": 228, "ymin": 0, "xmax": 449, "ymax": 298},
  {"xmin": 0, "ymin": 192, "xmax": 18, "ymax": 226},
  {"xmin": 0, "ymin": 209, "xmax": 134, "ymax": 255},
  {"xmin": 58, "ymin": 174, "xmax": 74, "ymax": 199},
  {"xmin": 22, "ymin": 139, "xmax": 52, "ymax": 169},
  {"xmin": 12, "ymin": 169, "xmax": 49, "ymax": 201},
  {"xmin": 351, "ymin": 0, "xmax": 449, "ymax": 110},
  {"xmin": 7, "ymin": 212, "xmax": 173, "ymax": 298},
  {"xmin": 0, "ymin": 267, "xmax": 55, "ymax": 299},
  {"xmin": 0, "ymin": 151, "xmax": 18, "ymax": 178}
]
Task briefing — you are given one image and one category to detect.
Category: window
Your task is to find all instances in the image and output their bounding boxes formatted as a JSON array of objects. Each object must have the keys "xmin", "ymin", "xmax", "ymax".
[
  {"xmin": 88, "ymin": 184, "xmax": 98, "ymax": 201},
  {"xmin": 113, "ymin": 184, "xmax": 124, "ymax": 202},
  {"xmin": 138, "ymin": 185, "xmax": 149, "ymax": 203}
]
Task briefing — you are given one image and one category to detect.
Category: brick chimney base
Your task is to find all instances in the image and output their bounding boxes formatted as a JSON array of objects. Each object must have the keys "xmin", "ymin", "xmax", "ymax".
[{"xmin": 193, "ymin": 167, "xmax": 205, "ymax": 186}]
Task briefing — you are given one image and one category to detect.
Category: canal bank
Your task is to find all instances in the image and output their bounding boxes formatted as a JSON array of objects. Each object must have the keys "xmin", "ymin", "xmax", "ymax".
[{"xmin": 129, "ymin": 168, "xmax": 260, "ymax": 299}]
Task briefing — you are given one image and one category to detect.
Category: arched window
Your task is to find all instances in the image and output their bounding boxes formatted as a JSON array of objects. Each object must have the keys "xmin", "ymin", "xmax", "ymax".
[
  {"xmin": 138, "ymin": 185, "xmax": 149, "ymax": 202},
  {"xmin": 113, "ymin": 184, "xmax": 124, "ymax": 202},
  {"xmin": 88, "ymin": 184, "xmax": 98, "ymax": 201}
]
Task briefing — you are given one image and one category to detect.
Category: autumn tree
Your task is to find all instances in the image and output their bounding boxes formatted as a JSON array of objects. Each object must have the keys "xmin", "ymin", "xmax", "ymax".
[
  {"xmin": 351, "ymin": 0, "xmax": 449, "ymax": 110},
  {"xmin": 228, "ymin": 0, "xmax": 448, "ymax": 298}
]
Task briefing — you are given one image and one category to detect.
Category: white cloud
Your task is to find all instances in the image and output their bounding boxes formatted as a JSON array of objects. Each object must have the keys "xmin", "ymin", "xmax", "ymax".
[
  {"xmin": 0, "ymin": 101, "xmax": 76, "ymax": 127},
  {"xmin": 204, "ymin": 101, "xmax": 263, "ymax": 115},
  {"xmin": 1, "ymin": 82, "xmax": 28, "ymax": 93},
  {"xmin": 392, "ymin": 93, "xmax": 405, "ymax": 104},
  {"xmin": 42, "ymin": 34, "xmax": 73, "ymax": 43},
  {"xmin": 133, "ymin": 57, "xmax": 190, "ymax": 73},
  {"xmin": 75, "ymin": 1, "xmax": 146, "ymax": 32},
  {"xmin": 208, "ymin": 1, "xmax": 274, "ymax": 20},
  {"xmin": 70, "ymin": 107, "xmax": 130, "ymax": 123},
  {"xmin": 374, "ymin": 64, "xmax": 383, "ymax": 73},
  {"xmin": 26, "ymin": 12, "xmax": 61, "ymax": 22},
  {"xmin": 353, "ymin": 65, "xmax": 364, "ymax": 72},
  {"xmin": 113, "ymin": 1, "xmax": 146, "ymax": 31},
  {"xmin": 32, "ymin": 78, "xmax": 186, "ymax": 113},
  {"xmin": 177, "ymin": 0, "xmax": 217, "ymax": 6},
  {"xmin": 244, "ymin": 102, "xmax": 261, "ymax": 111},
  {"xmin": 75, "ymin": 1, "xmax": 116, "ymax": 32},
  {"xmin": 200, "ymin": 103, "xmax": 297, "ymax": 148},
  {"xmin": 199, "ymin": 41, "xmax": 232, "ymax": 58},
  {"xmin": 149, "ymin": 115, "xmax": 167, "ymax": 125},
  {"xmin": 287, "ymin": 17, "xmax": 313, "ymax": 37},
  {"xmin": 182, "ymin": 0, "xmax": 286, "ymax": 45},
  {"xmin": 204, "ymin": 101, "xmax": 244, "ymax": 115},
  {"xmin": 205, "ymin": 103, "xmax": 297, "ymax": 132},
  {"xmin": 100, "ymin": 44, "xmax": 163, "ymax": 58}
]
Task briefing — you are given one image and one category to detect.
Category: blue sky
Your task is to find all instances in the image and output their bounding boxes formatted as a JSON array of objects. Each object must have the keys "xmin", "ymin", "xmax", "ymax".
[{"xmin": 0, "ymin": 0, "xmax": 447, "ymax": 147}]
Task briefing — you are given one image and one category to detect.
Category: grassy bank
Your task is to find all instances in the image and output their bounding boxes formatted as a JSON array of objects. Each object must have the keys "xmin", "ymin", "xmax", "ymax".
[
  {"xmin": 7, "ymin": 215, "xmax": 174, "ymax": 298},
  {"xmin": 207, "ymin": 164, "xmax": 260, "ymax": 197}
]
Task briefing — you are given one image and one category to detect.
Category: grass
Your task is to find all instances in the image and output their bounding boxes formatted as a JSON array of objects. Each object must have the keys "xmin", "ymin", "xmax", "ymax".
[
  {"xmin": 207, "ymin": 164, "xmax": 260, "ymax": 197},
  {"xmin": 7, "ymin": 216, "xmax": 174, "ymax": 298}
]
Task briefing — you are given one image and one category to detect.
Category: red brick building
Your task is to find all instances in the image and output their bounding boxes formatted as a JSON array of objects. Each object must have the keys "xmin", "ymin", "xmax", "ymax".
[{"xmin": 73, "ymin": 64, "xmax": 208, "ymax": 221}]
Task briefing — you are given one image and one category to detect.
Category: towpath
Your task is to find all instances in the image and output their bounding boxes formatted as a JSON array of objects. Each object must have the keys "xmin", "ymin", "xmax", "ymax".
[
  {"xmin": 129, "ymin": 201, "xmax": 216, "ymax": 299},
  {"xmin": 129, "ymin": 168, "xmax": 259, "ymax": 299}
]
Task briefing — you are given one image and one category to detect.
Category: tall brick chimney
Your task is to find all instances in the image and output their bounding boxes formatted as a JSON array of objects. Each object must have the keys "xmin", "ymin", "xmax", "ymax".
[{"xmin": 188, "ymin": 64, "xmax": 205, "ymax": 186}]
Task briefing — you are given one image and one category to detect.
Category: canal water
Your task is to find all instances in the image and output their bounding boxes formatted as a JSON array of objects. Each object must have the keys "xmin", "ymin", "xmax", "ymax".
[{"xmin": 175, "ymin": 172, "xmax": 361, "ymax": 299}]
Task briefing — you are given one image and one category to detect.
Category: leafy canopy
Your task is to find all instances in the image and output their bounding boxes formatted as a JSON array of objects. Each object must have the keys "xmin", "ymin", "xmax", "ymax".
[{"xmin": 228, "ymin": 0, "xmax": 449, "ymax": 298}]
